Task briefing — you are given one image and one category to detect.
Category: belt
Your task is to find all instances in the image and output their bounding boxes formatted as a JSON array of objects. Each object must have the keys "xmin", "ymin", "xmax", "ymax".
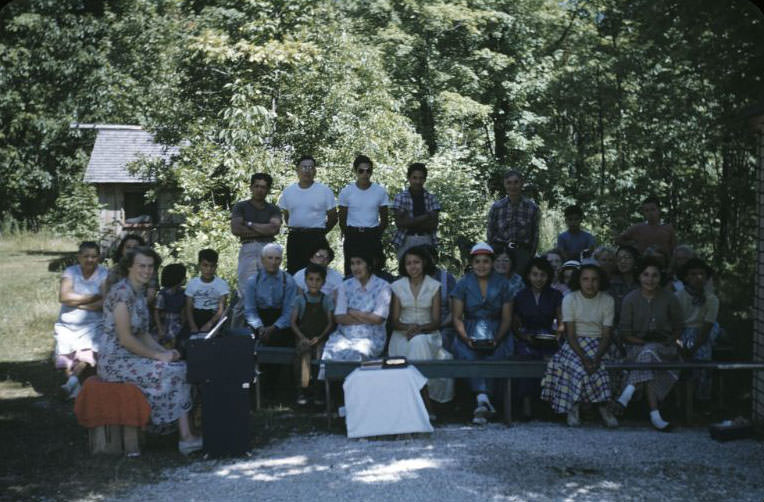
[
  {"xmin": 347, "ymin": 226, "xmax": 379, "ymax": 233},
  {"xmin": 240, "ymin": 238, "xmax": 273, "ymax": 244},
  {"xmin": 288, "ymin": 227, "xmax": 325, "ymax": 233}
]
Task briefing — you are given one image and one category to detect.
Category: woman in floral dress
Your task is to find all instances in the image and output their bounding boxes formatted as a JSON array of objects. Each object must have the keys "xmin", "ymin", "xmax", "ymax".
[{"xmin": 98, "ymin": 246, "xmax": 201, "ymax": 454}]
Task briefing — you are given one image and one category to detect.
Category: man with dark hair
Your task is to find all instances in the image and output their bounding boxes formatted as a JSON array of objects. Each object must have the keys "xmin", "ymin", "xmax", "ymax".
[
  {"xmin": 338, "ymin": 155, "xmax": 389, "ymax": 276},
  {"xmin": 615, "ymin": 196, "xmax": 677, "ymax": 257},
  {"xmin": 391, "ymin": 162, "xmax": 441, "ymax": 259},
  {"xmin": 486, "ymin": 169, "xmax": 540, "ymax": 275},
  {"xmin": 278, "ymin": 155, "xmax": 338, "ymax": 274},
  {"xmin": 231, "ymin": 172, "xmax": 282, "ymax": 327}
]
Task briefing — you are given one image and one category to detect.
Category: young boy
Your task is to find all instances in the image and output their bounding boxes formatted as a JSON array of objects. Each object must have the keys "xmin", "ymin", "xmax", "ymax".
[
  {"xmin": 185, "ymin": 249, "xmax": 229, "ymax": 333},
  {"xmin": 616, "ymin": 196, "xmax": 677, "ymax": 257},
  {"xmin": 556, "ymin": 205, "xmax": 596, "ymax": 261},
  {"xmin": 290, "ymin": 263, "xmax": 334, "ymax": 406}
]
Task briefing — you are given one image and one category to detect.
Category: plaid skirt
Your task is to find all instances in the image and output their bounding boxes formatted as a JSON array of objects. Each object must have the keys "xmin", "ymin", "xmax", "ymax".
[
  {"xmin": 622, "ymin": 342, "xmax": 678, "ymax": 401},
  {"xmin": 540, "ymin": 337, "xmax": 611, "ymax": 414}
]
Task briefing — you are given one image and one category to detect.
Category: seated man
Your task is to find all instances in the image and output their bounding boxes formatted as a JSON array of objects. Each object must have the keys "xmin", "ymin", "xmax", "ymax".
[{"xmin": 244, "ymin": 243, "xmax": 297, "ymax": 346}]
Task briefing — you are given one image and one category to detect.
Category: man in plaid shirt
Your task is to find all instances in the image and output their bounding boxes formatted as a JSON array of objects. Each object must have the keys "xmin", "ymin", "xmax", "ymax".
[
  {"xmin": 392, "ymin": 163, "xmax": 441, "ymax": 259},
  {"xmin": 486, "ymin": 170, "xmax": 540, "ymax": 274}
]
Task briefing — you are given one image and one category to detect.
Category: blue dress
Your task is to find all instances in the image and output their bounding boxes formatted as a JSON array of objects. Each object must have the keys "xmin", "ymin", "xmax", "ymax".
[{"xmin": 449, "ymin": 272, "xmax": 514, "ymax": 393}]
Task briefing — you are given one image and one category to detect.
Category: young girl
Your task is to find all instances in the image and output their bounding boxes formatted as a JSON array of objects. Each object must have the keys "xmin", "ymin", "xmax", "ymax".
[
  {"xmin": 153, "ymin": 263, "xmax": 187, "ymax": 349},
  {"xmin": 291, "ymin": 263, "xmax": 334, "ymax": 406}
]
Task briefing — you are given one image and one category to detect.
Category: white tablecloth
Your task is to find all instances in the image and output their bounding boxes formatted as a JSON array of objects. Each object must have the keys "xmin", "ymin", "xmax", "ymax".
[{"xmin": 343, "ymin": 366, "xmax": 434, "ymax": 438}]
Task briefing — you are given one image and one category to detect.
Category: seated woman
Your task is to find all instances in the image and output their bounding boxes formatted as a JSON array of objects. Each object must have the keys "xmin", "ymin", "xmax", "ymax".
[
  {"xmin": 104, "ymin": 234, "xmax": 145, "ymax": 293},
  {"xmin": 593, "ymin": 245, "xmax": 617, "ymax": 279},
  {"xmin": 492, "ymin": 245, "xmax": 525, "ymax": 298},
  {"xmin": 424, "ymin": 245, "xmax": 458, "ymax": 352},
  {"xmin": 552, "ymin": 260, "xmax": 579, "ymax": 296},
  {"xmin": 389, "ymin": 246, "xmax": 454, "ymax": 407},
  {"xmin": 676, "ymin": 257, "xmax": 719, "ymax": 403},
  {"xmin": 613, "ymin": 257, "xmax": 682, "ymax": 431},
  {"xmin": 450, "ymin": 242, "xmax": 514, "ymax": 425},
  {"xmin": 54, "ymin": 241, "xmax": 109, "ymax": 399},
  {"xmin": 320, "ymin": 252, "xmax": 392, "ymax": 373},
  {"xmin": 540, "ymin": 262, "xmax": 618, "ymax": 427},
  {"xmin": 98, "ymin": 246, "xmax": 200, "ymax": 454},
  {"xmin": 292, "ymin": 240, "xmax": 344, "ymax": 299},
  {"xmin": 542, "ymin": 248, "xmax": 563, "ymax": 275},
  {"xmin": 512, "ymin": 257, "xmax": 564, "ymax": 419},
  {"xmin": 609, "ymin": 246, "xmax": 640, "ymax": 323}
]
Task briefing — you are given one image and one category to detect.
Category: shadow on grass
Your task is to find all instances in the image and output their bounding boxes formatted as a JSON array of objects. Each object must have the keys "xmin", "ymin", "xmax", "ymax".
[{"xmin": 0, "ymin": 359, "xmax": 341, "ymax": 502}]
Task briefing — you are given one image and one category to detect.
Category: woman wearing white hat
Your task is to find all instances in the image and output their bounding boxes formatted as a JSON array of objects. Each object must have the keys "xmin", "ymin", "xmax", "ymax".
[{"xmin": 450, "ymin": 242, "xmax": 514, "ymax": 425}]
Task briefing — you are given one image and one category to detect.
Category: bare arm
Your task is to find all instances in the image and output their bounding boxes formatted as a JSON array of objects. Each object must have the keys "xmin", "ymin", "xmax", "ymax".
[
  {"xmin": 185, "ymin": 296, "xmax": 198, "ymax": 333},
  {"xmin": 113, "ymin": 302, "xmax": 175, "ymax": 361},
  {"xmin": 325, "ymin": 208, "xmax": 338, "ymax": 232},
  {"xmin": 378, "ymin": 206, "xmax": 389, "ymax": 233},
  {"xmin": 59, "ymin": 277, "xmax": 101, "ymax": 308},
  {"xmin": 231, "ymin": 215, "xmax": 281, "ymax": 238},
  {"xmin": 338, "ymin": 206, "xmax": 348, "ymax": 234},
  {"xmin": 153, "ymin": 307, "xmax": 164, "ymax": 338}
]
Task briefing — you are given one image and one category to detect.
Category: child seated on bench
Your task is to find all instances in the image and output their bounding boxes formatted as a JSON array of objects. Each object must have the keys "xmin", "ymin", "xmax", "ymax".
[
  {"xmin": 291, "ymin": 264, "xmax": 334, "ymax": 406},
  {"xmin": 185, "ymin": 249, "xmax": 229, "ymax": 335}
]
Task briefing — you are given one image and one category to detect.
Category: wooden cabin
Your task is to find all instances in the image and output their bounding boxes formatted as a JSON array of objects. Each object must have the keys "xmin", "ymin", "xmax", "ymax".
[{"xmin": 77, "ymin": 124, "xmax": 181, "ymax": 248}]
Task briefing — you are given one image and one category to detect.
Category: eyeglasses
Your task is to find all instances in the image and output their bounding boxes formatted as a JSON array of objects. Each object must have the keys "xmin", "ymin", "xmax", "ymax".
[
  {"xmin": 313, "ymin": 253, "xmax": 330, "ymax": 259},
  {"xmin": 357, "ymin": 168, "xmax": 372, "ymax": 173}
]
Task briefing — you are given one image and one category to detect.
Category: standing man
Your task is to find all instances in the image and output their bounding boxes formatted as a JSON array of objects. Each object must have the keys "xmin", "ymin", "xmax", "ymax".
[
  {"xmin": 338, "ymin": 155, "xmax": 389, "ymax": 276},
  {"xmin": 391, "ymin": 162, "xmax": 441, "ymax": 260},
  {"xmin": 615, "ymin": 196, "xmax": 677, "ymax": 258},
  {"xmin": 278, "ymin": 155, "xmax": 338, "ymax": 274},
  {"xmin": 230, "ymin": 173, "xmax": 282, "ymax": 327},
  {"xmin": 486, "ymin": 170, "xmax": 540, "ymax": 275}
]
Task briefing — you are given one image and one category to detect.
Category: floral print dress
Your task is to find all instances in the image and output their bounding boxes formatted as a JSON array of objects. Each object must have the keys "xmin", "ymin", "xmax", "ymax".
[{"xmin": 97, "ymin": 279, "xmax": 192, "ymax": 425}]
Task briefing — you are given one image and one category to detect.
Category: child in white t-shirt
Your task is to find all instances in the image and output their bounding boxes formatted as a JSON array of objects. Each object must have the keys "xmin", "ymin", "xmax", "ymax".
[{"xmin": 185, "ymin": 249, "xmax": 229, "ymax": 333}]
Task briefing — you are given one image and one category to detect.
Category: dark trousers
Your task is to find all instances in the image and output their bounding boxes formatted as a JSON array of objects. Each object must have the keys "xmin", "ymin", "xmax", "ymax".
[
  {"xmin": 286, "ymin": 228, "xmax": 326, "ymax": 275},
  {"xmin": 343, "ymin": 227, "xmax": 383, "ymax": 276}
]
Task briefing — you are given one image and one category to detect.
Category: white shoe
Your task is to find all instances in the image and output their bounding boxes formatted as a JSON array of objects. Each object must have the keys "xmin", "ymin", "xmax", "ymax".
[
  {"xmin": 476, "ymin": 393, "xmax": 496, "ymax": 415},
  {"xmin": 567, "ymin": 403, "xmax": 580, "ymax": 427},
  {"xmin": 178, "ymin": 437, "xmax": 203, "ymax": 455},
  {"xmin": 598, "ymin": 405, "xmax": 618, "ymax": 428}
]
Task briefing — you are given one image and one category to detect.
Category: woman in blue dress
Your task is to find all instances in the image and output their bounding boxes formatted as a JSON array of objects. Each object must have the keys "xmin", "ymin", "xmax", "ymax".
[
  {"xmin": 512, "ymin": 257, "xmax": 564, "ymax": 419},
  {"xmin": 451, "ymin": 242, "xmax": 514, "ymax": 425}
]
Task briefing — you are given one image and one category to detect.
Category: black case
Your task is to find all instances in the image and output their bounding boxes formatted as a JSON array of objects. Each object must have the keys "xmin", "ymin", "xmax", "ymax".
[{"xmin": 187, "ymin": 336, "xmax": 255, "ymax": 457}]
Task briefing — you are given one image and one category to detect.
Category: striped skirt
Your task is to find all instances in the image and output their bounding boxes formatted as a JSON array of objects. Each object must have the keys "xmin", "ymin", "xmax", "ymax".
[{"xmin": 540, "ymin": 337, "xmax": 611, "ymax": 414}]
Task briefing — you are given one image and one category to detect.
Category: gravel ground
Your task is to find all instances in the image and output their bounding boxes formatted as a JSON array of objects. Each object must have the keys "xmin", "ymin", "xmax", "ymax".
[{"xmin": 101, "ymin": 423, "xmax": 764, "ymax": 502}]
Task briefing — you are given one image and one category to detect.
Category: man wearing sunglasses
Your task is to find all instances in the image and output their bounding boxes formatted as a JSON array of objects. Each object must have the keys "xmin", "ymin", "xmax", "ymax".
[{"xmin": 338, "ymin": 155, "xmax": 390, "ymax": 276}]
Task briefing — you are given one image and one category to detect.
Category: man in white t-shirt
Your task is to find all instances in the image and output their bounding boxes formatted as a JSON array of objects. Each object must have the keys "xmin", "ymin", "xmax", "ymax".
[
  {"xmin": 338, "ymin": 155, "xmax": 389, "ymax": 276},
  {"xmin": 278, "ymin": 155, "xmax": 338, "ymax": 274}
]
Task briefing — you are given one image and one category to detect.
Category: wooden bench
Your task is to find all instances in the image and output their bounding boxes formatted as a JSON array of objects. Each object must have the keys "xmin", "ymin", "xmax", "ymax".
[{"xmin": 321, "ymin": 360, "xmax": 764, "ymax": 428}]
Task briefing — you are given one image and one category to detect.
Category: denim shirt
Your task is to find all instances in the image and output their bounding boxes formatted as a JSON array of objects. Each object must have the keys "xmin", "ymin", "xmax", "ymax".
[{"xmin": 244, "ymin": 269, "xmax": 296, "ymax": 329}]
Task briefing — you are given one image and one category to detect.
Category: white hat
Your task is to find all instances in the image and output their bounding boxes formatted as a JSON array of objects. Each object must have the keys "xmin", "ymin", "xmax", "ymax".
[
  {"xmin": 470, "ymin": 242, "xmax": 494, "ymax": 256},
  {"xmin": 561, "ymin": 260, "xmax": 581, "ymax": 269}
]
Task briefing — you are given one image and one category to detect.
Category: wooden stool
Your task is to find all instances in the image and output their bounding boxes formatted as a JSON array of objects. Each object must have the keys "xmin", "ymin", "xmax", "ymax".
[{"xmin": 74, "ymin": 377, "xmax": 151, "ymax": 456}]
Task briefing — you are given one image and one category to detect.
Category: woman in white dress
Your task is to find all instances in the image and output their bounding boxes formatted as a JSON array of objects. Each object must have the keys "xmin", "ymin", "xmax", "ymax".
[
  {"xmin": 388, "ymin": 246, "xmax": 454, "ymax": 405},
  {"xmin": 54, "ymin": 241, "xmax": 108, "ymax": 398}
]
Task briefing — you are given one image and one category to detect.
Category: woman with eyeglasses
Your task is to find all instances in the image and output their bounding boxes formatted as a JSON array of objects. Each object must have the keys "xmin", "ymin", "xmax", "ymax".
[
  {"xmin": 492, "ymin": 245, "xmax": 525, "ymax": 299},
  {"xmin": 292, "ymin": 240, "xmax": 344, "ymax": 300}
]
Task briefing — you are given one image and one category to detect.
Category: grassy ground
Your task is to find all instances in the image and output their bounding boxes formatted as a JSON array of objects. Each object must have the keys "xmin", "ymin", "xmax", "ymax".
[{"xmin": 0, "ymin": 233, "xmax": 339, "ymax": 502}]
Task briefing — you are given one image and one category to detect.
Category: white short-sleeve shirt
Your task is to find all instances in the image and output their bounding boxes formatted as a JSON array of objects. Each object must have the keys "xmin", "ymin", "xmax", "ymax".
[
  {"xmin": 278, "ymin": 182, "xmax": 337, "ymax": 229},
  {"xmin": 185, "ymin": 276, "xmax": 230, "ymax": 310},
  {"xmin": 338, "ymin": 182, "xmax": 389, "ymax": 227}
]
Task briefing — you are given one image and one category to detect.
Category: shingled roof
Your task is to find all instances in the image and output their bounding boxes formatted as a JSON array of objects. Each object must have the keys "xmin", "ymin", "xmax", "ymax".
[{"xmin": 79, "ymin": 124, "xmax": 179, "ymax": 184}]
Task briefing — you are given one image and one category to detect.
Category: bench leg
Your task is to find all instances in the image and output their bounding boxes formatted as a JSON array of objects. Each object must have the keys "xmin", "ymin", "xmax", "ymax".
[
  {"xmin": 503, "ymin": 378, "xmax": 512, "ymax": 426},
  {"xmin": 255, "ymin": 362, "xmax": 261, "ymax": 410},
  {"xmin": 325, "ymin": 378, "xmax": 332, "ymax": 429},
  {"xmin": 123, "ymin": 426, "xmax": 141, "ymax": 456}
]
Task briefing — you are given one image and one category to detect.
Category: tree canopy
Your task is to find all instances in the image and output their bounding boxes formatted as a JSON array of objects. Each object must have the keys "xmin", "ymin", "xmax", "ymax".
[{"xmin": 1, "ymin": 0, "xmax": 762, "ymax": 309}]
